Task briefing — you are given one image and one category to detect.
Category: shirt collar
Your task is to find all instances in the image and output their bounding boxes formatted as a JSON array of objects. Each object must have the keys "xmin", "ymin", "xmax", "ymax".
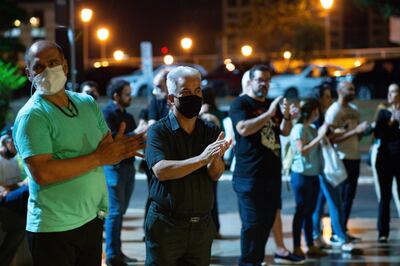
[
  {"xmin": 168, "ymin": 112, "xmax": 180, "ymax": 131},
  {"xmin": 108, "ymin": 100, "xmax": 124, "ymax": 113}
]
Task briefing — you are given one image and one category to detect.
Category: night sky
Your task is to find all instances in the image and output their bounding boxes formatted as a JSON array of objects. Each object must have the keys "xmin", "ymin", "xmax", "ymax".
[{"xmin": 78, "ymin": 0, "xmax": 222, "ymax": 58}]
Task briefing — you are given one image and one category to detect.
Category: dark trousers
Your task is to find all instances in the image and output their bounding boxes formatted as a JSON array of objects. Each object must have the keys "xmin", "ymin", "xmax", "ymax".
[
  {"xmin": 27, "ymin": 217, "xmax": 103, "ymax": 266},
  {"xmin": 0, "ymin": 185, "xmax": 29, "ymax": 265},
  {"xmin": 0, "ymin": 207, "xmax": 26, "ymax": 266},
  {"xmin": 376, "ymin": 154, "xmax": 400, "ymax": 238},
  {"xmin": 144, "ymin": 202, "xmax": 215, "ymax": 266},
  {"xmin": 233, "ymin": 177, "xmax": 279, "ymax": 266},
  {"xmin": 211, "ymin": 181, "xmax": 220, "ymax": 233},
  {"xmin": 340, "ymin": 159, "xmax": 360, "ymax": 230},
  {"xmin": 291, "ymin": 172, "xmax": 320, "ymax": 247}
]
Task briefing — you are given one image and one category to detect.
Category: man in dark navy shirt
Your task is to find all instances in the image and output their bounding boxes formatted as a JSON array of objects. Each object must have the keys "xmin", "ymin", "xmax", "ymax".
[
  {"xmin": 144, "ymin": 66, "xmax": 232, "ymax": 266},
  {"xmin": 102, "ymin": 79, "xmax": 146, "ymax": 266},
  {"xmin": 229, "ymin": 65, "xmax": 292, "ymax": 266}
]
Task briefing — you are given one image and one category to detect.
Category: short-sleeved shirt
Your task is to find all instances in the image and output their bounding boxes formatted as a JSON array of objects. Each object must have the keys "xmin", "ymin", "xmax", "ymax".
[
  {"xmin": 13, "ymin": 90, "xmax": 109, "ymax": 233},
  {"xmin": 145, "ymin": 112, "xmax": 220, "ymax": 214},
  {"xmin": 290, "ymin": 123, "xmax": 322, "ymax": 176},
  {"xmin": 229, "ymin": 95, "xmax": 283, "ymax": 180},
  {"xmin": 0, "ymin": 156, "xmax": 21, "ymax": 187},
  {"xmin": 148, "ymin": 97, "xmax": 169, "ymax": 121},
  {"xmin": 325, "ymin": 102, "xmax": 360, "ymax": 159},
  {"xmin": 102, "ymin": 101, "xmax": 137, "ymax": 165},
  {"xmin": 374, "ymin": 109, "xmax": 400, "ymax": 156}
]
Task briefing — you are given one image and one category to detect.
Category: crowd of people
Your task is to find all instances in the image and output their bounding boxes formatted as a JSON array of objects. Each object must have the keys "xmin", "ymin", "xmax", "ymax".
[{"xmin": 0, "ymin": 40, "xmax": 399, "ymax": 266}]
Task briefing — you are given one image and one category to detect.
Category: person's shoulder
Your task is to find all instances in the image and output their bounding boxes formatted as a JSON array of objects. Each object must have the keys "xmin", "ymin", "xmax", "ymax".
[
  {"xmin": 15, "ymin": 95, "xmax": 45, "ymax": 122},
  {"xmin": 230, "ymin": 95, "xmax": 248, "ymax": 108},
  {"xmin": 149, "ymin": 116, "xmax": 169, "ymax": 132}
]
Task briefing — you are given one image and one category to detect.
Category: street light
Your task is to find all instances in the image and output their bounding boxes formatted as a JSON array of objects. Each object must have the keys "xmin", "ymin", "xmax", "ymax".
[
  {"xmin": 180, "ymin": 37, "xmax": 193, "ymax": 50},
  {"xmin": 241, "ymin": 45, "xmax": 253, "ymax": 57},
  {"xmin": 283, "ymin": 51, "xmax": 292, "ymax": 60},
  {"xmin": 14, "ymin": 19, "xmax": 21, "ymax": 27},
  {"xmin": 80, "ymin": 8, "xmax": 93, "ymax": 70},
  {"xmin": 113, "ymin": 50, "xmax": 124, "ymax": 61},
  {"xmin": 320, "ymin": 0, "xmax": 334, "ymax": 58},
  {"xmin": 320, "ymin": 0, "xmax": 334, "ymax": 9},
  {"xmin": 80, "ymin": 8, "xmax": 93, "ymax": 22},
  {"xmin": 164, "ymin": 55, "xmax": 174, "ymax": 65},
  {"xmin": 97, "ymin": 27, "xmax": 109, "ymax": 59}
]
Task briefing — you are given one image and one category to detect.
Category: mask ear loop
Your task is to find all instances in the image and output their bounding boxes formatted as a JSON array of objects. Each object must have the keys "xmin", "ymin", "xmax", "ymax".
[{"xmin": 30, "ymin": 81, "xmax": 34, "ymax": 97}]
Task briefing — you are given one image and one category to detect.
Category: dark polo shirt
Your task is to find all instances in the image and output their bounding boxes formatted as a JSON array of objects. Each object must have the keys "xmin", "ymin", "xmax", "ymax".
[
  {"xmin": 145, "ymin": 112, "xmax": 220, "ymax": 214},
  {"xmin": 102, "ymin": 101, "xmax": 137, "ymax": 165}
]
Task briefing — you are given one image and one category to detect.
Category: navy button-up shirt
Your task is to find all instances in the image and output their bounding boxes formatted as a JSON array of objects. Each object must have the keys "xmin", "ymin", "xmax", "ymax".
[
  {"xmin": 102, "ymin": 101, "xmax": 137, "ymax": 165},
  {"xmin": 145, "ymin": 112, "xmax": 220, "ymax": 214}
]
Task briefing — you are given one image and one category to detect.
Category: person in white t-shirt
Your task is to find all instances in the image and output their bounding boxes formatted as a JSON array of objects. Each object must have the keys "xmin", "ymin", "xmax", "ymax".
[{"xmin": 325, "ymin": 81, "xmax": 369, "ymax": 242}]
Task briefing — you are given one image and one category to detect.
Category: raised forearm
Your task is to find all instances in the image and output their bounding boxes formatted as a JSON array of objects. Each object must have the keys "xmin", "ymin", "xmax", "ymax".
[
  {"xmin": 25, "ymin": 152, "xmax": 101, "ymax": 186},
  {"xmin": 237, "ymin": 112, "xmax": 273, "ymax": 136},
  {"xmin": 152, "ymin": 156, "xmax": 206, "ymax": 181},
  {"xmin": 280, "ymin": 119, "xmax": 292, "ymax": 136},
  {"xmin": 207, "ymin": 157, "xmax": 225, "ymax": 181}
]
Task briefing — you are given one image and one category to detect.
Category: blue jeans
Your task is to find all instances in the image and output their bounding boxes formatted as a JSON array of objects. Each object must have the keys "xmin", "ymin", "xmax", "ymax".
[
  {"xmin": 104, "ymin": 164, "xmax": 135, "ymax": 259},
  {"xmin": 312, "ymin": 175, "xmax": 347, "ymax": 242},
  {"xmin": 233, "ymin": 177, "xmax": 279, "ymax": 266},
  {"xmin": 291, "ymin": 172, "xmax": 320, "ymax": 247}
]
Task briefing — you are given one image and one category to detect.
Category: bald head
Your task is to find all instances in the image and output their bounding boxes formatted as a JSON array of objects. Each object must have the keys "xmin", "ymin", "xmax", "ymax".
[
  {"xmin": 241, "ymin": 70, "xmax": 250, "ymax": 95},
  {"xmin": 25, "ymin": 40, "xmax": 64, "ymax": 67},
  {"xmin": 25, "ymin": 40, "xmax": 67, "ymax": 81}
]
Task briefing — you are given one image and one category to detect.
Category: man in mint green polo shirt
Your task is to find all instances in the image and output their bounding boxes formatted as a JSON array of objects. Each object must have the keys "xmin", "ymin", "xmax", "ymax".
[{"xmin": 13, "ymin": 40, "xmax": 145, "ymax": 266}]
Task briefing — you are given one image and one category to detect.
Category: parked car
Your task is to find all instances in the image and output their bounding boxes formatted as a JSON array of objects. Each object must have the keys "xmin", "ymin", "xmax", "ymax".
[
  {"xmin": 347, "ymin": 58, "xmax": 400, "ymax": 99},
  {"xmin": 202, "ymin": 61, "xmax": 275, "ymax": 97},
  {"xmin": 268, "ymin": 64, "xmax": 344, "ymax": 99},
  {"xmin": 82, "ymin": 66, "xmax": 138, "ymax": 95},
  {"xmin": 112, "ymin": 63, "xmax": 207, "ymax": 97}
]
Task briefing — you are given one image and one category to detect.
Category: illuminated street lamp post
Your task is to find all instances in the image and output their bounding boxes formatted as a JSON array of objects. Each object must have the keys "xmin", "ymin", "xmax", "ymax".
[
  {"xmin": 164, "ymin": 55, "xmax": 174, "ymax": 65},
  {"xmin": 180, "ymin": 37, "xmax": 193, "ymax": 62},
  {"xmin": 320, "ymin": 0, "xmax": 334, "ymax": 57},
  {"xmin": 80, "ymin": 8, "xmax": 93, "ymax": 70},
  {"xmin": 113, "ymin": 50, "xmax": 124, "ymax": 61},
  {"xmin": 241, "ymin": 45, "xmax": 253, "ymax": 57},
  {"xmin": 97, "ymin": 27, "xmax": 109, "ymax": 59}
]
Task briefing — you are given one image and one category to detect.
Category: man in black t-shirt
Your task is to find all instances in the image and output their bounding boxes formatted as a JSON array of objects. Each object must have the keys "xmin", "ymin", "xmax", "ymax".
[{"xmin": 229, "ymin": 65, "xmax": 292, "ymax": 266}]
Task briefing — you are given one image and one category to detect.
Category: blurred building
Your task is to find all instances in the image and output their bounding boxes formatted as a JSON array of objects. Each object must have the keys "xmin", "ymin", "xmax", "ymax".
[
  {"xmin": 6, "ymin": 0, "xmax": 55, "ymax": 50},
  {"xmin": 222, "ymin": 0, "xmax": 391, "ymax": 55}
]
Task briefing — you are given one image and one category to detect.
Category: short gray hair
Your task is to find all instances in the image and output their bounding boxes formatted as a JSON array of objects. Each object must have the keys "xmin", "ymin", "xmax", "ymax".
[
  {"xmin": 166, "ymin": 66, "xmax": 201, "ymax": 95},
  {"xmin": 336, "ymin": 81, "xmax": 354, "ymax": 92}
]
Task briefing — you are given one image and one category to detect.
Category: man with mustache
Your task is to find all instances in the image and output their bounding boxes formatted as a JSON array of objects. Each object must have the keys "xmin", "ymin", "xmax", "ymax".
[
  {"xmin": 229, "ymin": 65, "xmax": 293, "ymax": 266},
  {"xmin": 13, "ymin": 40, "xmax": 145, "ymax": 266}
]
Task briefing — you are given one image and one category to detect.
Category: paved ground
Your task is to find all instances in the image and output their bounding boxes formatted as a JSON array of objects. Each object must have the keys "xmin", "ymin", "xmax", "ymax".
[{"xmin": 111, "ymin": 163, "xmax": 400, "ymax": 266}]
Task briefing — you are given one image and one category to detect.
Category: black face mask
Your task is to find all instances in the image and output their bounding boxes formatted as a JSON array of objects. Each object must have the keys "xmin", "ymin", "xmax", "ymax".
[
  {"xmin": 4, "ymin": 148, "xmax": 16, "ymax": 159},
  {"xmin": 86, "ymin": 91, "xmax": 98, "ymax": 100},
  {"xmin": 175, "ymin": 95, "xmax": 202, "ymax": 119}
]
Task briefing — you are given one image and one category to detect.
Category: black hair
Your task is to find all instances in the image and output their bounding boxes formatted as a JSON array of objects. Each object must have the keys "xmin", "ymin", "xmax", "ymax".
[
  {"xmin": 298, "ymin": 98, "xmax": 320, "ymax": 124},
  {"xmin": 315, "ymin": 84, "xmax": 332, "ymax": 99},
  {"xmin": 80, "ymin": 81, "xmax": 99, "ymax": 92},
  {"xmin": 249, "ymin": 65, "xmax": 271, "ymax": 80},
  {"xmin": 107, "ymin": 79, "xmax": 130, "ymax": 100}
]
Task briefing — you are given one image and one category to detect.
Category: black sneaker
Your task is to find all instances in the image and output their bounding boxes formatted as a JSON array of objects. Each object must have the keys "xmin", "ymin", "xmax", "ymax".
[
  {"xmin": 119, "ymin": 253, "xmax": 138, "ymax": 263},
  {"xmin": 347, "ymin": 233, "xmax": 362, "ymax": 243},
  {"xmin": 378, "ymin": 236, "xmax": 388, "ymax": 243},
  {"xmin": 106, "ymin": 256, "xmax": 128, "ymax": 266},
  {"xmin": 274, "ymin": 252, "xmax": 305, "ymax": 264}
]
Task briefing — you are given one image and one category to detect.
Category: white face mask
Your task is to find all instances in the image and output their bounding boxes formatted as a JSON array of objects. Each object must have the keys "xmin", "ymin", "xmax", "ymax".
[
  {"xmin": 152, "ymin": 86, "xmax": 167, "ymax": 100},
  {"xmin": 32, "ymin": 65, "xmax": 67, "ymax": 95}
]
